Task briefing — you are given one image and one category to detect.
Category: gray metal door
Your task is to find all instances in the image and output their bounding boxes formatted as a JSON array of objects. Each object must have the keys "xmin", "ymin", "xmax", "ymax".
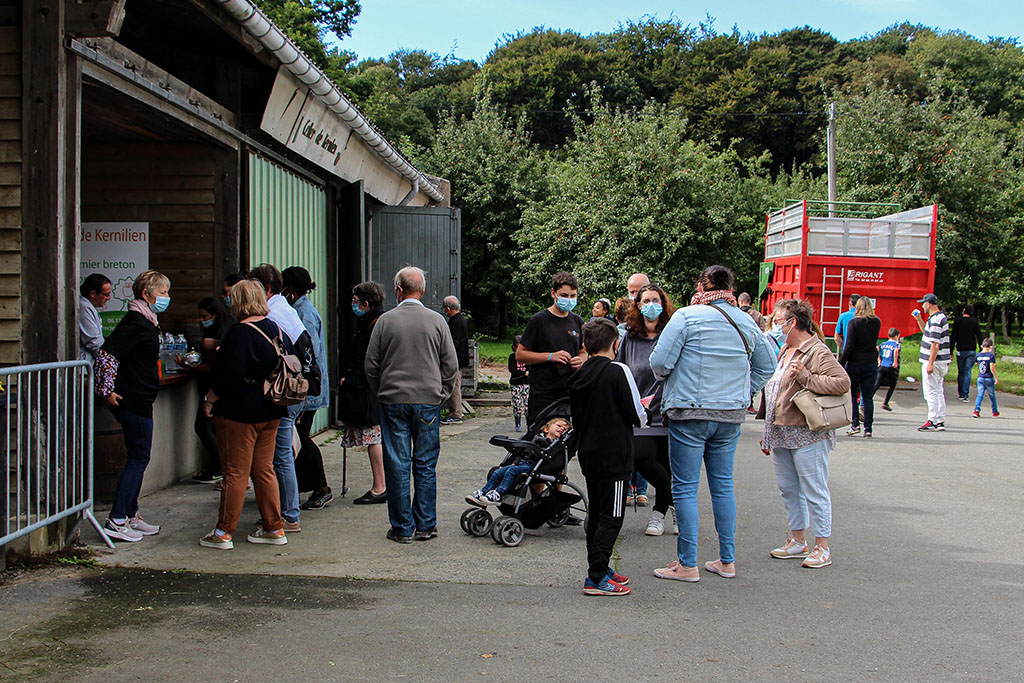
[{"xmin": 368, "ymin": 206, "xmax": 461, "ymax": 312}]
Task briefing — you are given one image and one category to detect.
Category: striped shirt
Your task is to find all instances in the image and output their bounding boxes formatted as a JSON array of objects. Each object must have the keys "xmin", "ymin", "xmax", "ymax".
[{"xmin": 919, "ymin": 310, "xmax": 951, "ymax": 363}]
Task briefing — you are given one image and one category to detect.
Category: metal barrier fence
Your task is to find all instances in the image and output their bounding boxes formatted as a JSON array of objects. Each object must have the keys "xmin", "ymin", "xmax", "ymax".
[{"xmin": 1, "ymin": 360, "xmax": 113, "ymax": 550}]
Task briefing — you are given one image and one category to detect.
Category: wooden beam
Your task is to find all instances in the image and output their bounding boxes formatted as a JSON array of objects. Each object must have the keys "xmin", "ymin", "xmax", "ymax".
[
  {"xmin": 184, "ymin": 0, "xmax": 278, "ymax": 71},
  {"xmin": 65, "ymin": 0, "xmax": 125, "ymax": 38}
]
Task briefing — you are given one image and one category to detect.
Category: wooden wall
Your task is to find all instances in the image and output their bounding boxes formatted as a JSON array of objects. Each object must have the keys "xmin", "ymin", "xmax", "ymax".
[
  {"xmin": 0, "ymin": 1, "xmax": 20, "ymax": 366},
  {"xmin": 81, "ymin": 142, "xmax": 219, "ymax": 337}
]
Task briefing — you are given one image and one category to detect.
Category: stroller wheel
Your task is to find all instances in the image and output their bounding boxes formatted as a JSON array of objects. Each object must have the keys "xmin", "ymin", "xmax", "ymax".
[
  {"xmin": 496, "ymin": 517, "xmax": 525, "ymax": 547},
  {"xmin": 464, "ymin": 508, "xmax": 493, "ymax": 537},
  {"xmin": 546, "ymin": 508, "xmax": 570, "ymax": 528},
  {"xmin": 490, "ymin": 516, "xmax": 510, "ymax": 544},
  {"xmin": 460, "ymin": 507, "xmax": 477, "ymax": 534}
]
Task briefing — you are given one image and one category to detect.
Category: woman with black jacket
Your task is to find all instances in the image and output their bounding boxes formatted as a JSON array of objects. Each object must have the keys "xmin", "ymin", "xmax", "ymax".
[
  {"xmin": 199, "ymin": 279, "xmax": 289, "ymax": 549},
  {"xmin": 340, "ymin": 281, "xmax": 387, "ymax": 504},
  {"xmin": 95, "ymin": 270, "xmax": 170, "ymax": 542},
  {"xmin": 840, "ymin": 297, "xmax": 883, "ymax": 438}
]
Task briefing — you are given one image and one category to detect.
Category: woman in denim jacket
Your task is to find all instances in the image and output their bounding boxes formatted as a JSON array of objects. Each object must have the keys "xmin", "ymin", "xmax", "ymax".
[
  {"xmin": 650, "ymin": 265, "xmax": 776, "ymax": 582},
  {"xmin": 283, "ymin": 267, "xmax": 332, "ymax": 510}
]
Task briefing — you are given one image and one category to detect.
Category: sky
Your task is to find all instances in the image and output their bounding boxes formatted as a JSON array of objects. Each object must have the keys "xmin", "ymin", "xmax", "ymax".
[{"xmin": 335, "ymin": 0, "xmax": 1023, "ymax": 63}]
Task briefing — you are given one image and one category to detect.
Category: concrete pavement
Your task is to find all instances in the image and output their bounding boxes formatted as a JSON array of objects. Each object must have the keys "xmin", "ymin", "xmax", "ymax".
[{"xmin": 1, "ymin": 390, "xmax": 1023, "ymax": 681}]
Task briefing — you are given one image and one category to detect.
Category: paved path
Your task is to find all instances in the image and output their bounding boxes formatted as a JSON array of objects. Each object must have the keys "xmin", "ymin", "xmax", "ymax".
[{"xmin": 2, "ymin": 390, "xmax": 1022, "ymax": 681}]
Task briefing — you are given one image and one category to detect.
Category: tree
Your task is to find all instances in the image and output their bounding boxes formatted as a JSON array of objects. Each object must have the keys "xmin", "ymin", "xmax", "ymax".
[{"xmin": 255, "ymin": 0, "xmax": 361, "ymax": 68}]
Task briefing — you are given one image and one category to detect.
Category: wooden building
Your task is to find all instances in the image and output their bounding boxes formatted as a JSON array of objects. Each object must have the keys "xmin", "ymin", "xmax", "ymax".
[{"xmin": 1, "ymin": 0, "xmax": 461, "ymax": 497}]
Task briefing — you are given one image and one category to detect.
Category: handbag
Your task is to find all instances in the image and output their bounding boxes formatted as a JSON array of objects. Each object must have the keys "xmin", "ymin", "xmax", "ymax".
[
  {"xmin": 789, "ymin": 345, "xmax": 852, "ymax": 432},
  {"xmin": 337, "ymin": 371, "xmax": 379, "ymax": 426}
]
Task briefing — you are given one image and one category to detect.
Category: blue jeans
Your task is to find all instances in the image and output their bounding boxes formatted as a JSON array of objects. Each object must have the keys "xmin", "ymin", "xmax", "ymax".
[
  {"xmin": 631, "ymin": 471, "xmax": 649, "ymax": 496},
  {"xmin": 482, "ymin": 462, "xmax": 532, "ymax": 496},
  {"xmin": 957, "ymin": 351, "xmax": 977, "ymax": 399},
  {"xmin": 668, "ymin": 420, "xmax": 741, "ymax": 566},
  {"xmin": 975, "ymin": 377, "xmax": 998, "ymax": 414},
  {"xmin": 848, "ymin": 363, "xmax": 878, "ymax": 432},
  {"xmin": 771, "ymin": 439, "xmax": 833, "ymax": 539},
  {"xmin": 273, "ymin": 404, "xmax": 302, "ymax": 523},
  {"xmin": 380, "ymin": 403, "xmax": 441, "ymax": 536},
  {"xmin": 110, "ymin": 405, "xmax": 154, "ymax": 520}
]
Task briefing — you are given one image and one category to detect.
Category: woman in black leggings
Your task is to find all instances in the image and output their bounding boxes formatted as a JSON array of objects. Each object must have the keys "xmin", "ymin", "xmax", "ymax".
[{"xmin": 614, "ymin": 283, "xmax": 676, "ymax": 536}]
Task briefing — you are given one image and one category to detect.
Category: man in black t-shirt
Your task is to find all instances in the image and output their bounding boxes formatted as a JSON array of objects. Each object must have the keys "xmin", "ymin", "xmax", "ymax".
[
  {"xmin": 517, "ymin": 272, "xmax": 587, "ymax": 423},
  {"xmin": 951, "ymin": 304, "xmax": 984, "ymax": 402}
]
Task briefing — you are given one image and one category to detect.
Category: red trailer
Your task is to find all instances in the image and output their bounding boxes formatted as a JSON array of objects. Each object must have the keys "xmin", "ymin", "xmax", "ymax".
[{"xmin": 759, "ymin": 200, "xmax": 938, "ymax": 341}]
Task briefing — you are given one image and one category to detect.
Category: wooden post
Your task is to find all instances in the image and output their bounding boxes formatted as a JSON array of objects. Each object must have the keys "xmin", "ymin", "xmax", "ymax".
[{"xmin": 22, "ymin": 0, "xmax": 75, "ymax": 363}]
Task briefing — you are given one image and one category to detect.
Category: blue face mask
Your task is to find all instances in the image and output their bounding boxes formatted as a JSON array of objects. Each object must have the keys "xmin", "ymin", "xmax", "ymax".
[
  {"xmin": 352, "ymin": 303, "xmax": 366, "ymax": 317},
  {"xmin": 223, "ymin": 295, "xmax": 231, "ymax": 306},
  {"xmin": 556, "ymin": 297, "xmax": 577, "ymax": 313},
  {"xmin": 641, "ymin": 303, "xmax": 663, "ymax": 321},
  {"xmin": 201, "ymin": 319, "xmax": 214, "ymax": 329},
  {"xmin": 149, "ymin": 295, "xmax": 170, "ymax": 314}
]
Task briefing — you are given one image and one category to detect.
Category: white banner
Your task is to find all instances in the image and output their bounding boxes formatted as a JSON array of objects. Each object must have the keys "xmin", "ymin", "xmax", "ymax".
[{"xmin": 80, "ymin": 222, "xmax": 149, "ymax": 334}]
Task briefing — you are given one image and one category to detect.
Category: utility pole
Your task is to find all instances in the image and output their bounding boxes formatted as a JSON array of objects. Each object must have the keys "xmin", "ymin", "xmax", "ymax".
[{"xmin": 827, "ymin": 101, "xmax": 837, "ymax": 218}]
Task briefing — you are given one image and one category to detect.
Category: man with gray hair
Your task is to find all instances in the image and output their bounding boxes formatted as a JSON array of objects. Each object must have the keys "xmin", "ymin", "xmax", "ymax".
[
  {"xmin": 366, "ymin": 266, "xmax": 459, "ymax": 543},
  {"xmin": 442, "ymin": 295, "xmax": 470, "ymax": 424}
]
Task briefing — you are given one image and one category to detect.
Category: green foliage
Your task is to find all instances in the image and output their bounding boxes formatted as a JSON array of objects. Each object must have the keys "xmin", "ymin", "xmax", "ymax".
[{"xmin": 255, "ymin": 0, "xmax": 361, "ymax": 68}]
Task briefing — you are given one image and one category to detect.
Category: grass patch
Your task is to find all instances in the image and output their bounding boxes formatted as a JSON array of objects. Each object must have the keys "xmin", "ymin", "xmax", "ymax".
[
  {"xmin": 899, "ymin": 334, "xmax": 1024, "ymax": 396},
  {"xmin": 477, "ymin": 339, "xmax": 514, "ymax": 364}
]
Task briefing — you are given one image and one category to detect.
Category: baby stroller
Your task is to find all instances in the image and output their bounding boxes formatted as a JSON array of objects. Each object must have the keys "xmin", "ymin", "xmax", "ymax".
[{"xmin": 460, "ymin": 399, "xmax": 589, "ymax": 547}]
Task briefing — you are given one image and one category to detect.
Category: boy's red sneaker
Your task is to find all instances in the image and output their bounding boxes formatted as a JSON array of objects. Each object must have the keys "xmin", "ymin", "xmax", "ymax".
[
  {"xmin": 606, "ymin": 568, "xmax": 629, "ymax": 586},
  {"xmin": 993, "ymin": 411, "xmax": 1000, "ymax": 417},
  {"xmin": 972, "ymin": 410, "xmax": 980, "ymax": 418},
  {"xmin": 583, "ymin": 576, "xmax": 631, "ymax": 596}
]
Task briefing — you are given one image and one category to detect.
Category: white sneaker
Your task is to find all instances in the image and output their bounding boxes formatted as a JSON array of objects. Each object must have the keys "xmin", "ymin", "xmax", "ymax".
[
  {"xmin": 669, "ymin": 507, "xmax": 679, "ymax": 535},
  {"xmin": 104, "ymin": 518, "xmax": 143, "ymax": 542},
  {"xmin": 802, "ymin": 544, "xmax": 832, "ymax": 569},
  {"xmin": 645, "ymin": 511, "xmax": 665, "ymax": 536},
  {"xmin": 483, "ymin": 490, "xmax": 502, "ymax": 505},
  {"xmin": 770, "ymin": 537, "xmax": 809, "ymax": 559},
  {"xmin": 129, "ymin": 514, "xmax": 160, "ymax": 536}
]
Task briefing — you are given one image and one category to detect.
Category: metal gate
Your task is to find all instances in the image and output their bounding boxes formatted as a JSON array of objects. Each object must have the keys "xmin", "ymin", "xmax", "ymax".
[{"xmin": 367, "ymin": 206, "xmax": 461, "ymax": 312}]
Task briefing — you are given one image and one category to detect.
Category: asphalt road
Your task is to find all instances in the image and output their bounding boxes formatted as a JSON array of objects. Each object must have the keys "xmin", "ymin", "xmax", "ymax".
[{"xmin": 1, "ymin": 390, "xmax": 1022, "ymax": 682}]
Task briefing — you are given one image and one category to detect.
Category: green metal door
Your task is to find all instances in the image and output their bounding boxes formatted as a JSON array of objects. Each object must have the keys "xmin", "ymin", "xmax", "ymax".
[{"xmin": 248, "ymin": 152, "xmax": 330, "ymax": 432}]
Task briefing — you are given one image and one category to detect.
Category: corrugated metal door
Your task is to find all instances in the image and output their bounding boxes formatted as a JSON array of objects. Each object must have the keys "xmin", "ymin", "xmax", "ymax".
[
  {"xmin": 248, "ymin": 152, "xmax": 330, "ymax": 431},
  {"xmin": 368, "ymin": 206, "xmax": 461, "ymax": 312}
]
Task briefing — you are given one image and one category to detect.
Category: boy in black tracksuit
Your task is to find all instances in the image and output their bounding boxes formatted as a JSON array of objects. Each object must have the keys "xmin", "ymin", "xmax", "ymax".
[{"xmin": 569, "ymin": 318, "xmax": 646, "ymax": 596}]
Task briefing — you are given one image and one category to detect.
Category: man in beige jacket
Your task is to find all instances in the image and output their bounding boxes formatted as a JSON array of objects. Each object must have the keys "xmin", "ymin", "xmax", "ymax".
[{"xmin": 366, "ymin": 266, "xmax": 459, "ymax": 543}]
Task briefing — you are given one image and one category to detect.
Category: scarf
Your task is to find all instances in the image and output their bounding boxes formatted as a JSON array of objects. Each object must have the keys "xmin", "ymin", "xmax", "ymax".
[
  {"xmin": 128, "ymin": 298, "xmax": 158, "ymax": 327},
  {"xmin": 690, "ymin": 290, "xmax": 737, "ymax": 307}
]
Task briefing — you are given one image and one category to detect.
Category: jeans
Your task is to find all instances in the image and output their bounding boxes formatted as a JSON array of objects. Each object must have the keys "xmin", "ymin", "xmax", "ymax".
[
  {"xmin": 771, "ymin": 439, "xmax": 833, "ymax": 539},
  {"xmin": 273, "ymin": 403, "xmax": 302, "ymax": 523},
  {"xmin": 668, "ymin": 420, "xmax": 741, "ymax": 566},
  {"xmin": 975, "ymin": 377, "xmax": 998, "ymax": 414},
  {"xmin": 956, "ymin": 351, "xmax": 977, "ymax": 399},
  {"xmin": 848, "ymin": 363, "xmax": 878, "ymax": 431},
  {"xmin": 922, "ymin": 360, "xmax": 951, "ymax": 423},
  {"xmin": 482, "ymin": 462, "xmax": 532, "ymax": 496},
  {"xmin": 379, "ymin": 403, "xmax": 442, "ymax": 536},
  {"xmin": 110, "ymin": 405, "xmax": 154, "ymax": 520},
  {"xmin": 631, "ymin": 471, "xmax": 649, "ymax": 496}
]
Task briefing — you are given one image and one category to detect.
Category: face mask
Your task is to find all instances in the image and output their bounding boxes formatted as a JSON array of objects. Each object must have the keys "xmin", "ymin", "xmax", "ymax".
[
  {"xmin": 352, "ymin": 303, "xmax": 366, "ymax": 317},
  {"xmin": 223, "ymin": 295, "xmax": 230, "ymax": 306},
  {"xmin": 771, "ymin": 323, "xmax": 782, "ymax": 334},
  {"xmin": 780, "ymin": 320, "xmax": 793, "ymax": 344},
  {"xmin": 556, "ymin": 297, "xmax": 577, "ymax": 313},
  {"xmin": 149, "ymin": 295, "xmax": 170, "ymax": 314},
  {"xmin": 201, "ymin": 319, "xmax": 214, "ymax": 329},
  {"xmin": 641, "ymin": 303, "xmax": 663, "ymax": 321},
  {"xmin": 628, "ymin": 294, "xmax": 636, "ymax": 301}
]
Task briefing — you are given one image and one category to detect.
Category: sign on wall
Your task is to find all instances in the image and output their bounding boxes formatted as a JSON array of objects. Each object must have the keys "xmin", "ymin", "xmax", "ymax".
[{"xmin": 80, "ymin": 222, "xmax": 149, "ymax": 335}]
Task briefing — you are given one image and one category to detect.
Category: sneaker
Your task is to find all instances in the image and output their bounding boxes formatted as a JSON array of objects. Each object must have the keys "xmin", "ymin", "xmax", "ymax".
[
  {"xmin": 863, "ymin": 431, "xmax": 872, "ymax": 438},
  {"xmin": 482, "ymin": 490, "xmax": 502, "ymax": 505},
  {"xmin": 972, "ymin": 410, "xmax": 980, "ymax": 418},
  {"xmin": 104, "ymin": 518, "xmax": 143, "ymax": 542},
  {"xmin": 770, "ymin": 537, "xmax": 809, "ymax": 559},
  {"xmin": 645, "ymin": 511, "xmax": 665, "ymax": 536},
  {"xmin": 846, "ymin": 425, "xmax": 861, "ymax": 436},
  {"xmin": 704, "ymin": 559, "xmax": 736, "ymax": 578},
  {"xmin": 440, "ymin": 416, "xmax": 463, "ymax": 425},
  {"xmin": 583, "ymin": 576, "xmax": 631, "ymax": 596},
  {"xmin": 625, "ymin": 494, "xmax": 635, "ymax": 506},
  {"xmin": 301, "ymin": 489, "xmax": 334, "ymax": 510},
  {"xmin": 935, "ymin": 422, "xmax": 946, "ymax": 431},
  {"xmin": 193, "ymin": 472, "xmax": 222, "ymax": 484},
  {"xmin": 635, "ymin": 494, "xmax": 648, "ymax": 507},
  {"xmin": 802, "ymin": 544, "xmax": 832, "ymax": 569},
  {"xmin": 653, "ymin": 559, "xmax": 699, "ymax": 582},
  {"xmin": 247, "ymin": 526, "xmax": 287, "ymax": 545},
  {"xmin": 414, "ymin": 528, "xmax": 438, "ymax": 541},
  {"xmin": 606, "ymin": 568, "xmax": 629, "ymax": 586},
  {"xmin": 993, "ymin": 412, "xmax": 1000, "ymax": 417},
  {"xmin": 256, "ymin": 518, "xmax": 301, "ymax": 533},
  {"xmin": 199, "ymin": 530, "xmax": 233, "ymax": 550},
  {"xmin": 881, "ymin": 404, "xmax": 893, "ymax": 412},
  {"xmin": 129, "ymin": 514, "xmax": 160, "ymax": 536},
  {"xmin": 917, "ymin": 421, "xmax": 937, "ymax": 432},
  {"xmin": 465, "ymin": 490, "xmax": 486, "ymax": 507},
  {"xmin": 386, "ymin": 527, "xmax": 413, "ymax": 544}
]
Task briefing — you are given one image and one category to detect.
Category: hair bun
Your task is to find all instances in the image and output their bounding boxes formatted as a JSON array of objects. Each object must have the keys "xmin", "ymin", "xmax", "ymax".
[{"xmin": 309, "ymin": 281, "xmax": 317, "ymax": 291}]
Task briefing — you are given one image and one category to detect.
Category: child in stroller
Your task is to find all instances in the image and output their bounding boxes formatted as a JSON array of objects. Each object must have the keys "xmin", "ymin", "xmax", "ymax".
[{"xmin": 466, "ymin": 416, "xmax": 571, "ymax": 506}]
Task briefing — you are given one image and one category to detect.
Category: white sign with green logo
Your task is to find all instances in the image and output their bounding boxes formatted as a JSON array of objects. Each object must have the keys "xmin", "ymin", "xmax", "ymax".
[{"xmin": 80, "ymin": 222, "xmax": 150, "ymax": 336}]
